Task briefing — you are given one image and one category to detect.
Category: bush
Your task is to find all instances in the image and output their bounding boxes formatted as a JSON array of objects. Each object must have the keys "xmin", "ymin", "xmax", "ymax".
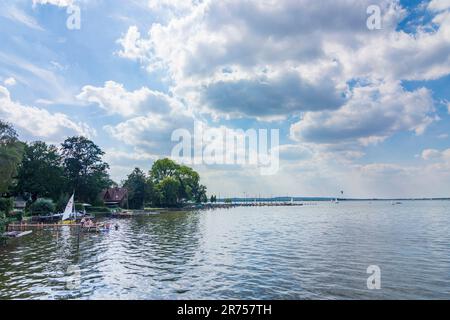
[
  {"xmin": 0, "ymin": 211, "xmax": 5, "ymax": 220},
  {"xmin": 0, "ymin": 198, "xmax": 13, "ymax": 216},
  {"xmin": 91, "ymin": 197, "xmax": 105, "ymax": 207},
  {"xmin": 30, "ymin": 198, "xmax": 55, "ymax": 216}
]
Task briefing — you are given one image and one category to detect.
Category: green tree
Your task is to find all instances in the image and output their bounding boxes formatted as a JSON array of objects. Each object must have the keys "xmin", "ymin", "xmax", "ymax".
[
  {"xmin": 15, "ymin": 141, "xmax": 66, "ymax": 202},
  {"xmin": 149, "ymin": 158, "xmax": 207, "ymax": 206},
  {"xmin": 123, "ymin": 168, "xmax": 149, "ymax": 209},
  {"xmin": 0, "ymin": 197, "xmax": 13, "ymax": 216},
  {"xmin": 30, "ymin": 198, "xmax": 55, "ymax": 216},
  {"xmin": 61, "ymin": 136, "xmax": 111, "ymax": 203},
  {"xmin": 150, "ymin": 158, "xmax": 180, "ymax": 183},
  {"xmin": 155, "ymin": 176, "xmax": 180, "ymax": 207},
  {"xmin": 0, "ymin": 121, "xmax": 24, "ymax": 193}
]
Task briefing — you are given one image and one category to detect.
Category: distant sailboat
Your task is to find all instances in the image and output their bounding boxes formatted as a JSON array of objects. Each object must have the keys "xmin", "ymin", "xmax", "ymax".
[{"xmin": 334, "ymin": 190, "xmax": 343, "ymax": 204}]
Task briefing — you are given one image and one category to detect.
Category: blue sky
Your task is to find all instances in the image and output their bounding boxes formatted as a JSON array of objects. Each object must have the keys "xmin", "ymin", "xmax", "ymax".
[{"xmin": 1, "ymin": 0, "xmax": 450, "ymax": 198}]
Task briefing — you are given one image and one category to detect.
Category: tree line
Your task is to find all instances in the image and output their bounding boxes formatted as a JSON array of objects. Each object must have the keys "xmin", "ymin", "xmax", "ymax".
[{"xmin": 0, "ymin": 120, "xmax": 208, "ymax": 218}]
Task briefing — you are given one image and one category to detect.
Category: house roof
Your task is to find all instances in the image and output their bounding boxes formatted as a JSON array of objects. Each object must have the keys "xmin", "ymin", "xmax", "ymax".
[{"xmin": 103, "ymin": 187, "xmax": 128, "ymax": 202}]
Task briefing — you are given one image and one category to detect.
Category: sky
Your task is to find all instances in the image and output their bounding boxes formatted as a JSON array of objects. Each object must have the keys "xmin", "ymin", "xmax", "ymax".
[{"xmin": 1, "ymin": 0, "xmax": 450, "ymax": 198}]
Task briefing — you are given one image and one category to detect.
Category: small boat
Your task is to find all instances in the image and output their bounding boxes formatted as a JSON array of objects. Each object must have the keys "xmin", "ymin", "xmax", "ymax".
[{"xmin": 2, "ymin": 230, "xmax": 33, "ymax": 238}]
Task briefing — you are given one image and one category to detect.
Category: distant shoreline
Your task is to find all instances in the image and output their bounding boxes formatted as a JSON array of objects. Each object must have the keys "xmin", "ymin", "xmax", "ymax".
[{"xmin": 217, "ymin": 197, "xmax": 450, "ymax": 202}]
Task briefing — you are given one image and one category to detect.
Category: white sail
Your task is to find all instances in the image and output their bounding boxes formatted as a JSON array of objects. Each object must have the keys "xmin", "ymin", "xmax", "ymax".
[{"xmin": 62, "ymin": 194, "xmax": 74, "ymax": 221}]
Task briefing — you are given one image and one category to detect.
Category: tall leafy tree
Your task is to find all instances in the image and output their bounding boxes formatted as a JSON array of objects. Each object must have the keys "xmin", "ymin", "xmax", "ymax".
[
  {"xmin": 122, "ymin": 168, "xmax": 150, "ymax": 209},
  {"xmin": 0, "ymin": 120, "xmax": 24, "ymax": 194},
  {"xmin": 61, "ymin": 136, "xmax": 111, "ymax": 203},
  {"xmin": 155, "ymin": 176, "xmax": 180, "ymax": 207},
  {"xmin": 148, "ymin": 158, "xmax": 207, "ymax": 207},
  {"xmin": 15, "ymin": 141, "xmax": 66, "ymax": 202}
]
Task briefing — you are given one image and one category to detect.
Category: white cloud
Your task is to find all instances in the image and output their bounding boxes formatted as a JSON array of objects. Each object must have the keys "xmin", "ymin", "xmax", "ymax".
[
  {"xmin": 116, "ymin": 26, "xmax": 152, "ymax": 63},
  {"xmin": 3, "ymin": 77, "xmax": 16, "ymax": 86},
  {"xmin": 428, "ymin": 0, "xmax": 450, "ymax": 11},
  {"xmin": 77, "ymin": 81, "xmax": 179, "ymax": 117},
  {"xmin": 96, "ymin": 82, "xmax": 196, "ymax": 154},
  {"xmin": 32, "ymin": 0, "xmax": 74, "ymax": 7},
  {"xmin": 0, "ymin": 85, "xmax": 94, "ymax": 141},
  {"xmin": 422, "ymin": 148, "xmax": 450, "ymax": 160},
  {"xmin": 290, "ymin": 81, "xmax": 435, "ymax": 146},
  {"xmin": 116, "ymin": 0, "xmax": 450, "ymax": 120},
  {"xmin": 117, "ymin": 0, "xmax": 403, "ymax": 118},
  {"xmin": 421, "ymin": 149, "xmax": 441, "ymax": 160}
]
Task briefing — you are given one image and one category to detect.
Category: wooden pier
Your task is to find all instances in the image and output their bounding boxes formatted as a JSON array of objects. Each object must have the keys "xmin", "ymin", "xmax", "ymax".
[{"xmin": 7, "ymin": 223, "xmax": 81, "ymax": 231}]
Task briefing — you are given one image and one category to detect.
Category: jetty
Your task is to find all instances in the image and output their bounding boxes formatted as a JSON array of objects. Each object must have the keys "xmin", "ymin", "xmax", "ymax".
[
  {"xmin": 190, "ymin": 201, "xmax": 307, "ymax": 210},
  {"xmin": 7, "ymin": 222, "xmax": 82, "ymax": 231}
]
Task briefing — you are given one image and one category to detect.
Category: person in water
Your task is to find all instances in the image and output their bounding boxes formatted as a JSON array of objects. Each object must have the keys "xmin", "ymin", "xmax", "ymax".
[{"xmin": 84, "ymin": 219, "xmax": 94, "ymax": 228}]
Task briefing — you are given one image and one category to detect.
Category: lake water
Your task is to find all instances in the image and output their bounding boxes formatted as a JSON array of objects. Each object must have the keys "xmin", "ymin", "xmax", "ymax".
[{"xmin": 0, "ymin": 201, "xmax": 449, "ymax": 300}]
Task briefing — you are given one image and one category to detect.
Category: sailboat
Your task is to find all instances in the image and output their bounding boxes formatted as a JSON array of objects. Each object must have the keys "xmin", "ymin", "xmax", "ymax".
[
  {"xmin": 61, "ymin": 193, "xmax": 76, "ymax": 224},
  {"xmin": 334, "ymin": 190, "xmax": 344, "ymax": 204}
]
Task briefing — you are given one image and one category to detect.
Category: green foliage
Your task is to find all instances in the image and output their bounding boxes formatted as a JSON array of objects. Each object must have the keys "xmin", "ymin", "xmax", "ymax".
[
  {"xmin": 0, "ymin": 197, "xmax": 13, "ymax": 216},
  {"xmin": 210, "ymin": 195, "xmax": 217, "ymax": 203},
  {"xmin": 56, "ymin": 193, "xmax": 70, "ymax": 212},
  {"xmin": 0, "ymin": 120, "xmax": 24, "ymax": 193},
  {"xmin": 122, "ymin": 168, "xmax": 151, "ymax": 209},
  {"xmin": 154, "ymin": 176, "xmax": 180, "ymax": 207},
  {"xmin": 86, "ymin": 206, "xmax": 110, "ymax": 213},
  {"xmin": 61, "ymin": 136, "xmax": 112, "ymax": 203},
  {"xmin": 147, "ymin": 158, "xmax": 207, "ymax": 207},
  {"xmin": 15, "ymin": 141, "xmax": 66, "ymax": 201},
  {"xmin": 30, "ymin": 198, "xmax": 55, "ymax": 216}
]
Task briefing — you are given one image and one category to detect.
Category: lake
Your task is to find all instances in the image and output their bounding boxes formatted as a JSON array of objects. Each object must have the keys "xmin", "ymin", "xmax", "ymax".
[{"xmin": 0, "ymin": 201, "xmax": 449, "ymax": 299}]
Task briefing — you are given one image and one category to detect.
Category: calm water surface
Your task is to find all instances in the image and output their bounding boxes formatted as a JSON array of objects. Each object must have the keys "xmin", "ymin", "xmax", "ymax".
[{"xmin": 1, "ymin": 201, "xmax": 449, "ymax": 299}]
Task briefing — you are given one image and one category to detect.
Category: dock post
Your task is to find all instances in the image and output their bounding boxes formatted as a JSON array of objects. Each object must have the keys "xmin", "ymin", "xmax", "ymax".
[{"xmin": 77, "ymin": 224, "xmax": 81, "ymax": 251}]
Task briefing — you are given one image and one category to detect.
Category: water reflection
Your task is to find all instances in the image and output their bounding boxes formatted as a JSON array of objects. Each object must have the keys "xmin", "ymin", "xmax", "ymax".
[{"xmin": 1, "ymin": 202, "xmax": 449, "ymax": 299}]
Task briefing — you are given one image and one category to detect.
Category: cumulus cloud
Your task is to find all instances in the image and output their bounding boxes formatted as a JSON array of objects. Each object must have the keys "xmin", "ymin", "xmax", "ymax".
[
  {"xmin": 116, "ymin": 26, "xmax": 152, "ymax": 63},
  {"xmin": 116, "ymin": 0, "xmax": 450, "ymax": 119},
  {"xmin": 77, "ymin": 81, "xmax": 179, "ymax": 117},
  {"xmin": 117, "ymin": 0, "xmax": 405, "ymax": 118},
  {"xmin": 0, "ymin": 85, "xmax": 94, "ymax": 140},
  {"xmin": 96, "ymin": 82, "xmax": 196, "ymax": 154},
  {"xmin": 290, "ymin": 81, "xmax": 435, "ymax": 146},
  {"xmin": 109, "ymin": 0, "xmax": 450, "ymax": 195}
]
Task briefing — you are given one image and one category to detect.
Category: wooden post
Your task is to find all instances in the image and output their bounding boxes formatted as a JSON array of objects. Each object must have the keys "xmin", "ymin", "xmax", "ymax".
[{"xmin": 77, "ymin": 224, "xmax": 81, "ymax": 251}]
